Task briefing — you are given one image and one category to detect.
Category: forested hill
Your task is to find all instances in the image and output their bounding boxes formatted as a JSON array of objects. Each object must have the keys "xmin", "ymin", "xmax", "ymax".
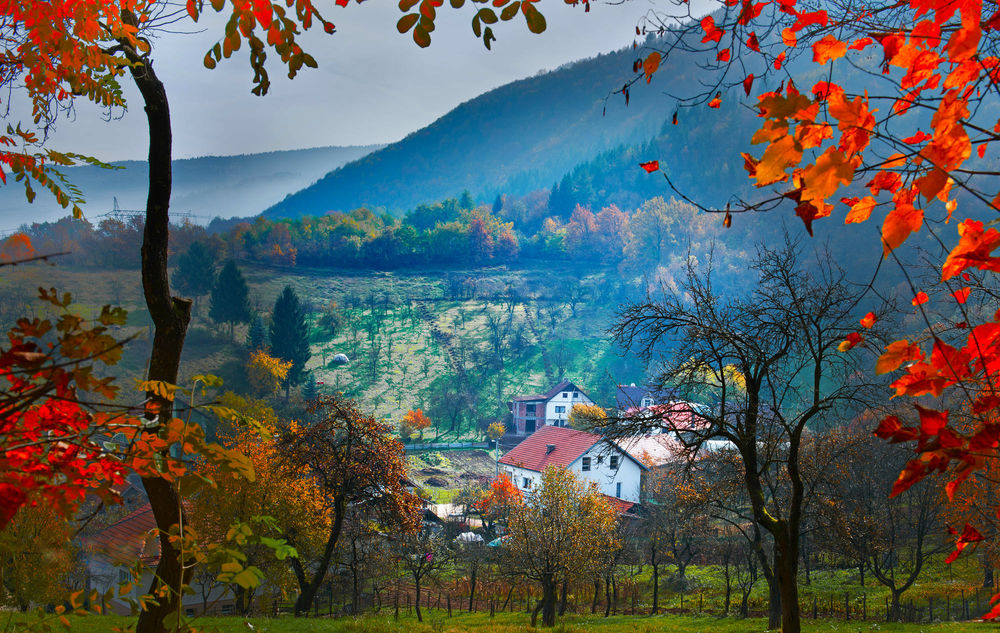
[
  {"xmin": 0, "ymin": 145, "xmax": 380, "ymax": 228},
  {"xmin": 261, "ymin": 38, "xmax": 692, "ymax": 220}
]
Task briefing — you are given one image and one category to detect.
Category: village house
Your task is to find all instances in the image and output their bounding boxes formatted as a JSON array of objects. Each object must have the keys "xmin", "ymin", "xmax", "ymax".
[
  {"xmin": 508, "ymin": 378, "xmax": 594, "ymax": 435},
  {"xmin": 498, "ymin": 425, "xmax": 646, "ymax": 504}
]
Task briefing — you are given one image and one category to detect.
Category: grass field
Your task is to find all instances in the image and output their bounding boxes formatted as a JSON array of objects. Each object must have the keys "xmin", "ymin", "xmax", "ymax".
[{"xmin": 6, "ymin": 611, "xmax": 991, "ymax": 633}]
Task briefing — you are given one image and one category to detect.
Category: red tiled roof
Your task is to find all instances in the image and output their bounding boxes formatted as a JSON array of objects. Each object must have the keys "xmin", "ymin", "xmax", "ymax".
[
  {"xmin": 81, "ymin": 504, "xmax": 160, "ymax": 566},
  {"xmin": 602, "ymin": 494, "xmax": 638, "ymax": 516},
  {"xmin": 499, "ymin": 426, "xmax": 599, "ymax": 472}
]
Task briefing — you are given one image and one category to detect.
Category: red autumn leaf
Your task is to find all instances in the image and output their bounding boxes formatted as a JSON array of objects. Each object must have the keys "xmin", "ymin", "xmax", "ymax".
[
  {"xmin": 773, "ymin": 51, "xmax": 786, "ymax": 69},
  {"xmin": 717, "ymin": 49, "xmax": 731, "ymax": 62},
  {"xmin": 746, "ymin": 32, "xmax": 760, "ymax": 52},
  {"xmin": 952, "ymin": 286, "xmax": 971, "ymax": 303},
  {"xmin": 860, "ymin": 311, "xmax": 876, "ymax": 328},
  {"xmin": 911, "ymin": 291, "xmax": 929, "ymax": 306},
  {"xmin": 709, "ymin": 93, "xmax": 722, "ymax": 108},
  {"xmin": 837, "ymin": 331, "xmax": 863, "ymax": 351},
  {"xmin": 700, "ymin": 15, "xmax": 724, "ymax": 43},
  {"xmin": 743, "ymin": 74, "xmax": 754, "ymax": 96},
  {"xmin": 915, "ymin": 403, "xmax": 948, "ymax": 436},
  {"xmin": 639, "ymin": 160, "xmax": 660, "ymax": 173},
  {"xmin": 876, "ymin": 339, "xmax": 923, "ymax": 375}
]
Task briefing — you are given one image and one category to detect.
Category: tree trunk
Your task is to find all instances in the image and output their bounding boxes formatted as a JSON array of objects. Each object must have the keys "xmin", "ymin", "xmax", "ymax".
[
  {"xmin": 604, "ymin": 575, "xmax": 612, "ymax": 618},
  {"xmin": 414, "ymin": 577, "xmax": 423, "ymax": 622},
  {"xmin": 984, "ymin": 564, "xmax": 994, "ymax": 589},
  {"xmin": 541, "ymin": 574, "xmax": 558, "ymax": 627},
  {"xmin": 124, "ymin": 27, "xmax": 194, "ymax": 633},
  {"xmin": 767, "ymin": 574, "xmax": 781, "ymax": 629},
  {"xmin": 591, "ymin": 579, "xmax": 600, "ymax": 614},
  {"xmin": 293, "ymin": 498, "xmax": 346, "ymax": 616},
  {"xmin": 468, "ymin": 562, "xmax": 477, "ymax": 612},
  {"xmin": 651, "ymin": 562, "xmax": 659, "ymax": 614},
  {"xmin": 775, "ymin": 539, "xmax": 800, "ymax": 633},
  {"xmin": 889, "ymin": 589, "xmax": 902, "ymax": 622}
]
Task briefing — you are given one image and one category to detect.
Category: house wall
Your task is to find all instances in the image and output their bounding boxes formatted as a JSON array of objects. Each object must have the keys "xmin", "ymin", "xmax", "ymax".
[
  {"xmin": 568, "ymin": 445, "xmax": 642, "ymax": 503},
  {"xmin": 544, "ymin": 389, "xmax": 593, "ymax": 427},
  {"xmin": 504, "ymin": 465, "xmax": 542, "ymax": 491},
  {"xmin": 511, "ymin": 400, "xmax": 545, "ymax": 435}
]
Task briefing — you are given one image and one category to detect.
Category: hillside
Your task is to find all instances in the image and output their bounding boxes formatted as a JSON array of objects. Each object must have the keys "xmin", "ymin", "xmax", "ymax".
[
  {"xmin": 0, "ymin": 144, "xmax": 380, "ymax": 228},
  {"xmin": 261, "ymin": 37, "xmax": 699, "ymax": 219}
]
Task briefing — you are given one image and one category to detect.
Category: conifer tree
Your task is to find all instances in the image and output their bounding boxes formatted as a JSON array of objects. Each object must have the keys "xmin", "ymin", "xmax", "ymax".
[
  {"xmin": 209, "ymin": 260, "xmax": 252, "ymax": 340},
  {"xmin": 171, "ymin": 241, "xmax": 216, "ymax": 314},
  {"xmin": 246, "ymin": 313, "xmax": 269, "ymax": 352},
  {"xmin": 269, "ymin": 285, "xmax": 311, "ymax": 400}
]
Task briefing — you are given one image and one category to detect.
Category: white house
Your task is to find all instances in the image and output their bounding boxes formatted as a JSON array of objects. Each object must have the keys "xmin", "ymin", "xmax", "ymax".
[
  {"xmin": 509, "ymin": 379, "xmax": 594, "ymax": 435},
  {"xmin": 498, "ymin": 425, "xmax": 646, "ymax": 503}
]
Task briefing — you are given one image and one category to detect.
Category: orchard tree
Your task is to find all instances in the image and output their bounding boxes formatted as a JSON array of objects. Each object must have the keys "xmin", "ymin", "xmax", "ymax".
[
  {"xmin": 269, "ymin": 285, "xmax": 311, "ymax": 400},
  {"xmin": 503, "ymin": 466, "xmax": 619, "ymax": 627},
  {"xmin": 279, "ymin": 396, "xmax": 420, "ymax": 616},
  {"xmin": 608, "ymin": 241, "xmax": 878, "ymax": 632},
  {"xmin": 210, "ymin": 260, "xmax": 252, "ymax": 340}
]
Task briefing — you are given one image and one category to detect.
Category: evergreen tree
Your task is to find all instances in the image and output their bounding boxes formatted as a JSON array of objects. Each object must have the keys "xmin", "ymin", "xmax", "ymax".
[
  {"xmin": 269, "ymin": 285, "xmax": 311, "ymax": 400},
  {"xmin": 209, "ymin": 260, "xmax": 252, "ymax": 340},
  {"xmin": 492, "ymin": 193, "xmax": 504, "ymax": 216},
  {"xmin": 459, "ymin": 190, "xmax": 474, "ymax": 210},
  {"xmin": 301, "ymin": 372, "xmax": 319, "ymax": 403},
  {"xmin": 171, "ymin": 241, "xmax": 216, "ymax": 313},
  {"xmin": 246, "ymin": 313, "xmax": 268, "ymax": 352}
]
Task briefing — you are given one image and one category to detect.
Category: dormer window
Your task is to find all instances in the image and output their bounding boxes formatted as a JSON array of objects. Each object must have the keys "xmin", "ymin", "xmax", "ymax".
[
  {"xmin": 562, "ymin": 392, "xmax": 569, "ymax": 398},
  {"xmin": 641, "ymin": 397, "xmax": 653, "ymax": 407}
]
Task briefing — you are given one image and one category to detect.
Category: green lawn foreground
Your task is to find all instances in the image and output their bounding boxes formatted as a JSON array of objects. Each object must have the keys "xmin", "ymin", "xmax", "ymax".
[{"xmin": 25, "ymin": 612, "xmax": 995, "ymax": 633}]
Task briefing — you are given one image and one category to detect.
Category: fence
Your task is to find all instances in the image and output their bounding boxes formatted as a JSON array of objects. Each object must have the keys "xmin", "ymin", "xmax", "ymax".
[{"xmin": 254, "ymin": 582, "xmax": 998, "ymax": 624}]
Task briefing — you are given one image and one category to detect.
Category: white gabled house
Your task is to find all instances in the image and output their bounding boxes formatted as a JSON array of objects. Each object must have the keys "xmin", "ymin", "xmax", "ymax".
[
  {"xmin": 498, "ymin": 425, "xmax": 646, "ymax": 503},
  {"xmin": 508, "ymin": 378, "xmax": 594, "ymax": 435}
]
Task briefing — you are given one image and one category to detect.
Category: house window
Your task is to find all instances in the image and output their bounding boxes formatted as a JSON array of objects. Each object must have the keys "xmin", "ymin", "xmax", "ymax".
[
  {"xmin": 555, "ymin": 405, "xmax": 566, "ymax": 414},
  {"xmin": 526, "ymin": 403, "xmax": 536, "ymax": 413},
  {"xmin": 642, "ymin": 397, "xmax": 653, "ymax": 407},
  {"xmin": 616, "ymin": 482, "xmax": 622, "ymax": 498},
  {"xmin": 562, "ymin": 392, "xmax": 569, "ymax": 398},
  {"xmin": 573, "ymin": 391, "xmax": 579, "ymax": 398},
  {"xmin": 522, "ymin": 477, "xmax": 531, "ymax": 489},
  {"xmin": 609, "ymin": 455, "xmax": 619, "ymax": 469},
  {"xmin": 582, "ymin": 457, "xmax": 591, "ymax": 471},
  {"xmin": 222, "ymin": 605, "xmax": 234, "ymax": 615},
  {"xmin": 119, "ymin": 569, "xmax": 131, "ymax": 584}
]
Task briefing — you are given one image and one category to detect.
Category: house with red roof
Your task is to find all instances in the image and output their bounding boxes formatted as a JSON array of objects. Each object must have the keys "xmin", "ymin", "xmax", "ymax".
[
  {"xmin": 498, "ymin": 425, "xmax": 646, "ymax": 503},
  {"xmin": 80, "ymin": 504, "xmax": 239, "ymax": 616},
  {"xmin": 509, "ymin": 378, "xmax": 594, "ymax": 435}
]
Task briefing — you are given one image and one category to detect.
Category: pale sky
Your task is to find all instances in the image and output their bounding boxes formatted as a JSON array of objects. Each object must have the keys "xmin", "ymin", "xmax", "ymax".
[{"xmin": 45, "ymin": 0, "xmax": 661, "ymax": 161}]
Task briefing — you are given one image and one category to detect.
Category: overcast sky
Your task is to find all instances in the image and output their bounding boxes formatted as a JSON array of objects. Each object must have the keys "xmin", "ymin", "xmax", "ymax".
[{"xmin": 46, "ymin": 1, "xmax": 660, "ymax": 162}]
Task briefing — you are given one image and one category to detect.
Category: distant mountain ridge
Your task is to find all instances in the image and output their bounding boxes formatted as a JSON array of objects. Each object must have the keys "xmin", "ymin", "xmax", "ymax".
[
  {"xmin": 262, "ymin": 38, "xmax": 692, "ymax": 220},
  {"xmin": 0, "ymin": 145, "xmax": 381, "ymax": 228}
]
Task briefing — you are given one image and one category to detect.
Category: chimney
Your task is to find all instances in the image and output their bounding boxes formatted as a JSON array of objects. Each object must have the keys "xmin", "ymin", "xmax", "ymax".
[{"xmin": 546, "ymin": 444, "xmax": 556, "ymax": 454}]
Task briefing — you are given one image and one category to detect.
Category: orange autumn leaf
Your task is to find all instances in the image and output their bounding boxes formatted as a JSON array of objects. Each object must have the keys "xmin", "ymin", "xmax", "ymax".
[
  {"xmin": 813, "ymin": 34, "xmax": 847, "ymax": 64},
  {"xmin": 911, "ymin": 291, "xmax": 929, "ymax": 306},
  {"xmin": 876, "ymin": 339, "xmax": 923, "ymax": 375},
  {"xmin": 860, "ymin": 312, "xmax": 876, "ymax": 328},
  {"xmin": 643, "ymin": 52, "xmax": 661, "ymax": 83},
  {"xmin": 942, "ymin": 219, "xmax": 1000, "ymax": 280},
  {"xmin": 952, "ymin": 286, "xmax": 972, "ymax": 303},
  {"xmin": 844, "ymin": 195, "xmax": 877, "ymax": 223},
  {"xmin": 709, "ymin": 92, "xmax": 722, "ymax": 108},
  {"xmin": 881, "ymin": 201, "xmax": 924, "ymax": 255}
]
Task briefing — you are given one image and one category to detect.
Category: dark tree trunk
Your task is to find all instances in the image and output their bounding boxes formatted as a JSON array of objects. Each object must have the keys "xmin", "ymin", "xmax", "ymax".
[
  {"xmin": 541, "ymin": 574, "xmax": 558, "ymax": 627},
  {"xmin": 293, "ymin": 498, "xmax": 346, "ymax": 616},
  {"xmin": 651, "ymin": 562, "xmax": 659, "ymax": 614},
  {"xmin": 591, "ymin": 579, "xmax": 600, "ymax": 614},
  {"xmin": 468, "ymin": 562, "xmax": 477, "ymax": 612},
  {"xmin": 774, "ymin": 533, "xmax": 800, "ymax": 633},
  {"xmin": 558, "ymin": 578, "xmax": 568, "ymax": 616},
  {"xmin": 414, "ymin": 577, "xmax": 423, "ymax": 622},
  {"xmin": 604, "ymin": 575, "xmax": 612, "ymax": 618},
  {"xmin": 124, "ymin": 25, "xmax": 194, "ymax": 633}
]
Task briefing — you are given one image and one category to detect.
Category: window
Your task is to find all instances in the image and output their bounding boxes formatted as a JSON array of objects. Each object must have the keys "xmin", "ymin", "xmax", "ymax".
[
  {"xmin": 526, "ymin": 403, "xmax": 536, "ymax": 413},
  {"xmin": 562, "ymin": 392, "xmax": 569, "ymax": 398},
  {"xmin": 609, "ymin": 455, "xmax": 619, "ymax": 469},
  {"xmin": 119, "ymin": 569, "xmax": 131, "ymax": 584},
  {"xmin": 522, "ymin": 477, "xmax": 531, "ymax": 489},
  {"xmin": 616, "ymin": 482, "xmax": 622, "ymax": 498},
  {"xmin": 573, "ymin": 391, "xmax": 579, "ymax": 398},
  {"xmin": 555, "ymin": 405, "xmax": 566, "ymax": 414},
  {"xmin": 642, "ymin": 397, "xmax": 653, "ymax": 407},
  {"xmin": 582, "ymin": 457, "xmax": 591, "ymax": 471}
]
